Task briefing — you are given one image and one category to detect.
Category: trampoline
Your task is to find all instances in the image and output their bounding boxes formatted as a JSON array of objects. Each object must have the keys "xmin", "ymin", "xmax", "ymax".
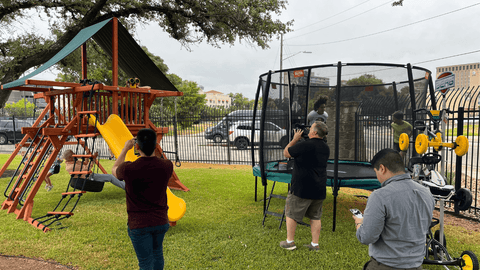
[
  {"xmin": 253, "ymin": 159, "xmax": 379, "ymax": 229},
  {"xmin": 253, "ymin": 160, "xmax": 379, "ymax": 189},
  {"xmin": 252, "ymin": 62, "xmax": 432, "ymax": 231}
]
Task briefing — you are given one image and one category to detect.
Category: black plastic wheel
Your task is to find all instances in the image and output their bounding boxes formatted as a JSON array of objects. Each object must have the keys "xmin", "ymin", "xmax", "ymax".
[
  {"xmin": 454, "ymin": 188, "xmax": 473, "ymax": 211},
  {"xmin": 422, "ymin": 152, "xmax": 442, "ymax": 165},
  {"xmin": 434, "ymin": 230, "xmax": 447, "ymax": 249},
  {"xmin": 0, "ymin": 133, "xmax": 7, "ymax": 145},
  {"xmin": 461, "ymin": 250, "xmax": 479, "ymax": 270},
  {"xmin": 235, "ymin": 137, "xmax": 249, "ymax": 150}
]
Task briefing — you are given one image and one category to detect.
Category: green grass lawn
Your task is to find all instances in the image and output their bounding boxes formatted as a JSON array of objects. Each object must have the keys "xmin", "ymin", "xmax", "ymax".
[
  {"xmin": 447, "ymin": 124, "xmax": 479, "ymax": 136},
  {"xmin": 0, "ymin": 155, "xmax": 479, "ymax": 269}
]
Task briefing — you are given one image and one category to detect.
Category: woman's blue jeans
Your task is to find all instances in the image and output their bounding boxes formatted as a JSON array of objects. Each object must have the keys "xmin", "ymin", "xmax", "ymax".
[{"xmin": 127, "ymin": 223, "xmax": 170, "ymax": 270}]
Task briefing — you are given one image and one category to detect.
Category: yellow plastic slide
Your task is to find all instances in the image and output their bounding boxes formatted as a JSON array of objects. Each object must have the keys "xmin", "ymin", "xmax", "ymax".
[{"xmin": 88, "ymin": 114, "xmax": 186, "ymax": 223}]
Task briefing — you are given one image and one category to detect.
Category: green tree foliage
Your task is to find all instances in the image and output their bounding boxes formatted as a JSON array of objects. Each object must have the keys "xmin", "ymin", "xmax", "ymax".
[
  {"xmin": 400, "ymin": 86, "xmax": 411, "ymax": 97},
  {"xmin": 308, "ymin": 88, "xmax": 335, "ymax": 111},
  {"xmin": 200, "ymin": 105, "xmax": 230, "ymax": 121},
  {"xmin": 342, "ymin": 74, "xmax": 391, "ymax": 101},
  {"xmin": 392, "ymin": 0, "xmax": 404, "ymax": 6},
  {"xmin": 343, "ymin": 75, "xmax": 412, "ymax": 116},
  {"xmin": 4, "ymin": 98, "xmax": 36, "ymax": 117},
  {"xmin": 228, "ymin": 92, "xmax": 255, "ymax": 110},
  {"xmin": 152, "ymin": 74, "xmax": 206, "ymax": 129},
  {"xmin": 0, "ymin": 0, "xmax": 291, "ymax": 108}
]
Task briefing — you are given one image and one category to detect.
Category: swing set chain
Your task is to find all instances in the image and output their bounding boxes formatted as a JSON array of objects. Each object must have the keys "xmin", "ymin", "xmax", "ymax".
[{"xmin": 173, "ymin": 97, "xmax": 181, "ymax": 167}]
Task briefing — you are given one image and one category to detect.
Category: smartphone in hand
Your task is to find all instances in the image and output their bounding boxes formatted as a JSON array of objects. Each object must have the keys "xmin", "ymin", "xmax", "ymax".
[
  {"xmin": 350, "ymin": 208, "xmax": 363, "ymax": 218},
  {"xmin": 134, "ymin": 138, "xmax": 140, "ymax": 156}
]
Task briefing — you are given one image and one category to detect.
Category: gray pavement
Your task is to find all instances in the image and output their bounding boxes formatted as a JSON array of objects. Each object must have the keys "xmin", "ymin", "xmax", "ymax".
[{"xmin": 0, "ymin": 144, "xmax": 17, "ymax": 154}]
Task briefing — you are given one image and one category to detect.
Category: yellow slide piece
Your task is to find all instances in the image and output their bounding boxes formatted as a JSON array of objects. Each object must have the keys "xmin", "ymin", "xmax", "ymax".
[{"xmin": 88, "ymin": 114, "xmax": 186, "ymax": 223}]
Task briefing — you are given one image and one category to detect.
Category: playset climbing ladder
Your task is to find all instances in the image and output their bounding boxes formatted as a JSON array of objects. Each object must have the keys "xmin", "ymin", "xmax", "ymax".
[{"xmin": 31, "ymin": 86, "xmax": 105, "ymax": 231}]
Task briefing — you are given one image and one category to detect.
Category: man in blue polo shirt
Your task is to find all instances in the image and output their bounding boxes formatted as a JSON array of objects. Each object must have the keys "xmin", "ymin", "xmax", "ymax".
[{"xmin": 353, "ymin": 149, "xmax": 435, "ymax": 269}]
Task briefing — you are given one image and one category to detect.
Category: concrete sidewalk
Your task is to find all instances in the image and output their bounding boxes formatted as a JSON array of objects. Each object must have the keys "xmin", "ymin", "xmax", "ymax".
[{"xmin": 0, "ymin": 144, "xmax": 18, "ymax": 154}]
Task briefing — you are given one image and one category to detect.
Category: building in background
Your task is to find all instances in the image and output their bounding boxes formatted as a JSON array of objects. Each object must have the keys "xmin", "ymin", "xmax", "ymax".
[
  {"xmin": 435, "ymin": 63, "xmax": 480, "ymax": 114},
  {"xmin": 436, "ymin": 62, "xmax": 480, "ymax": 89},
  {"xmin": 1, "ymin": 90, "xmax": 47, "ymax": 117},
  {"xmin": 7, "ymin": 91, "xmax": 33, "ymax": 104},
  {"xmin": 200, "ymin": 89, "xmax": 231, "ymax": 108}
]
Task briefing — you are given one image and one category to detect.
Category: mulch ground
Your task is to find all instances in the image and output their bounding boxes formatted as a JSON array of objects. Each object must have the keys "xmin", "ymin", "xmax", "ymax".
[{"xmin": 0, "ymin": 255, "xmax": 77, "ymax": 270}]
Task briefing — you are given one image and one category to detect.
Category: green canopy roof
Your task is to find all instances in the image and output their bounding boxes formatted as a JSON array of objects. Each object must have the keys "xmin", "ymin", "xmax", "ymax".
[{"xmin": 2, "ymin": 18, "xmax": 178, "ymax": 92}]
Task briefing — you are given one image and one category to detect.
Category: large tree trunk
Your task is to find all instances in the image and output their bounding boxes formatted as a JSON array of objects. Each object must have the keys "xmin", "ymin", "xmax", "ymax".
[{"xmin": 0, "ymin": 89, "xmax": 12, "ymax": 109}]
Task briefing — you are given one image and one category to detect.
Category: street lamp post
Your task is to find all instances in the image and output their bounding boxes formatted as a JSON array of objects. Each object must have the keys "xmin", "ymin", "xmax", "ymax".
[{"xmin": 279, "ymin": 34, "xmax": 311, "ymax": 100}]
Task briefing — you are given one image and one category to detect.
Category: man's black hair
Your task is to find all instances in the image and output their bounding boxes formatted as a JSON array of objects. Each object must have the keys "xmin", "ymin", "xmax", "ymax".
[
  {"xmin": 137, "ymin": 128, "xmax": 157, "ymax": 156},
  {"xmin": 393, "ymin": 111, "xmax": 404, "ymax": 120},
  {"xmin": 370, "ymin": 148, "xmax": 405, "ymax": 173}
]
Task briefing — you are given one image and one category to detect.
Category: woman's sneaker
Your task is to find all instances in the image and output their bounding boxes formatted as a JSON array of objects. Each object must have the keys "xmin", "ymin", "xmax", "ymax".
[{"xmin": 279, "ymin": 240, "xmax": 296, "ymax": 250}]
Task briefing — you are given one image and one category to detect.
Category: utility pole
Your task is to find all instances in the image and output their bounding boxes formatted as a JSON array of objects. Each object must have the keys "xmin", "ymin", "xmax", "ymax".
[
  {"xmin": 279, "ymin": 34, "xmax": 311, "ymax": 100},
  {"xmin": 280, "ymin": 34, "xmax": 283, "ymax": 100}
]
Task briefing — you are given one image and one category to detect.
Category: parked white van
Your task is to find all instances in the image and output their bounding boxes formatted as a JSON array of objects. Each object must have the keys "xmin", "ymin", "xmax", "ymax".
[{"xmin": 204, "ymin": 110, "xmax": 287, "ymax": 143}]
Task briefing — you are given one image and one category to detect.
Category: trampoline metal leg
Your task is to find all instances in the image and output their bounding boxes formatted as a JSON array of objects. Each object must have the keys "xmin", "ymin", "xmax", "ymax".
[
  {"xmin": 262, "ymin": 182, "xmax": 276, "ymax": 226},
  {"xmin": 255, "ymin": 176, "xmax": 258, "ymax": 202}
]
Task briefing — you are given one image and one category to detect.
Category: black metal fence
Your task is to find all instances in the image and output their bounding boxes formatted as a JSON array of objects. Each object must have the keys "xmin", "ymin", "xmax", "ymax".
[
  {"xmin": 0, "ymin": 105, "xmax": 261, "ymax": 164},
  {"xmin": 1, "ymin": 89, "xmax": 480, "ymax": 217},
  {"xmin": 356, "ymin": 86, "xmax": 480, "ymax": 218}
]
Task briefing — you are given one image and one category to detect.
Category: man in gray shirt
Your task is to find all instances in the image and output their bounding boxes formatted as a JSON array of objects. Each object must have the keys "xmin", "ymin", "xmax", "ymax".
[{"xmin": 353, "ymin": 149, "xmax": 435, "ymax": 269}]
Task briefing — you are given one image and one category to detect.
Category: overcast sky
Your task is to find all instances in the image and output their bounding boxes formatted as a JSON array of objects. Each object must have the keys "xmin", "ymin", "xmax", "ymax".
[{"xmin": 30, "ymin": 0, "xmax": 480, "ymax": 99}]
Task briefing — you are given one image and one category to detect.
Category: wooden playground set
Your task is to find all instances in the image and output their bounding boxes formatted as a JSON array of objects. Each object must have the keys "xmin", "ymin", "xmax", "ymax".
[{"xmin": 0, "ymin": 18, "xmax": 188, "ymax": 232}]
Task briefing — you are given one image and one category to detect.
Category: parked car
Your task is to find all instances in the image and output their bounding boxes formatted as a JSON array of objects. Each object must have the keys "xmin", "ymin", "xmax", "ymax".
[
  {"xmin": 204, "ymin": 109, "xmax": 287, "ymax": 143},
  {"xmin": 204, "ymin": 116, "xmax": 232, "ymax": 143},
  {"xmin": 228, "ymin": 120, "xmax": 288, "ymax": 150},
  {"xmin": 0, "ymin": 119, "xmax": 34, "ymax": 145}
]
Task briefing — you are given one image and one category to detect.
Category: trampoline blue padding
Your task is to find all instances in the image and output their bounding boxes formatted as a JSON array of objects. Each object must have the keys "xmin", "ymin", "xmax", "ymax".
[{"xmin": 253, "ymin": 160, "xmax": 380, "ymax": 190}]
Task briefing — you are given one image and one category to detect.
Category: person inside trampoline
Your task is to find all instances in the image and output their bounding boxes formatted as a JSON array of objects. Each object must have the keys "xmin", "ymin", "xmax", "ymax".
[
  {"xmin": 307, "ymin": 95, "xmax": 328, "ymax": 125},
  {"xmin": 352, "ymin": 148, "xmax": 435, "ymax": 270},
  {"xmin": 63, "ymin": 149, "xmax": 125, "ymax": 190}
]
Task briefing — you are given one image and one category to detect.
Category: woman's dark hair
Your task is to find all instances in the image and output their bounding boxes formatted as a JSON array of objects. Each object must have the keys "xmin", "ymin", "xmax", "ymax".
[
  {"xmin": 137, "ymin": 128, "xmax": 157, "ymax": 156},
  {"xmin": 313, "ymin": 95, "xmax": 328, "ymax": 111}
]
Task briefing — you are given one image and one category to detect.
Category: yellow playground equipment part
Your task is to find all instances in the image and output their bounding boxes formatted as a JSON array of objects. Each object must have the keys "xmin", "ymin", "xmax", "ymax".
[
  {"xmin": 400, "ymin": 132, "xmax": 469, "ymax": 157},
  {"xmin": 89, "ymin": 114, "xmax": 186, "ymax": 224}
]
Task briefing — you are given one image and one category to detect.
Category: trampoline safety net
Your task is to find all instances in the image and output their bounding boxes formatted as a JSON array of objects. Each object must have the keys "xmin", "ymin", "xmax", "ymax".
[{"xmin": 253, "ymin": 62, "xmax": 433, "ymax": 185}]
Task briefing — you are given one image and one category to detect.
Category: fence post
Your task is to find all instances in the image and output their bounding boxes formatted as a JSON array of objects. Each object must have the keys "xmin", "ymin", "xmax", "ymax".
[
  {"xmin": 454, "ymin": 107, "xmax": 464, "ymax": 214},
  {"xmin": 12, "ymin": 115, "xmax": 17, "ymax": 144}
]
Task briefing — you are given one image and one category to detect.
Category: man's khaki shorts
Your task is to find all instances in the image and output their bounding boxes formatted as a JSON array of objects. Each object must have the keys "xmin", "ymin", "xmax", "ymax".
[{"xmin": 285, "ymin": 192, "xmax": 323, "ymax": 222}]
